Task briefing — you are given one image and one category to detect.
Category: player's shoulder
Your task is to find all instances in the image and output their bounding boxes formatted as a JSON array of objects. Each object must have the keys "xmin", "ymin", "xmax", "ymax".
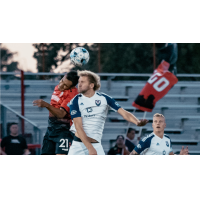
[
  {"xmin": 164, "ymin": 134, "xmax": 171, "ymax": 140},
  {"xmin": 97, "ymin": 92, "xmax": 112, "ymax": 98},
  {"xmin": 141, "ymin": 133, "xmax": 155, "ymax": 142},
  {"xmin": 70, "ymin": 93, "xmax": 82, "ymax": 104},
  {"xmin": 2, "ymin": 135, "xmax": 10, "ymax": 141},
  {"xmin": 54, "ymin": 85, "xmax": 59, "ymax": 91}
]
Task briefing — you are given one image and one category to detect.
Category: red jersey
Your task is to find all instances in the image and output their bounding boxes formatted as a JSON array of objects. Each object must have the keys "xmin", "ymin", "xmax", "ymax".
[{"xmin": 49, "ymin": 85, "xmax": 78, "ymax": 126}]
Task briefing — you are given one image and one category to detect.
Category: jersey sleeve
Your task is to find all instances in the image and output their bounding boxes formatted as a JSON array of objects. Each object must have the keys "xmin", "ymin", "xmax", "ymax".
[
  {"xmin": 69, "ymin": 95, "xmax": 81, "ymax": 119},
  {"xmin": 134, "ymin": 134, "xmax": 154, "ymax": 154},
  {"xmin": 101, "ymin": 93, "xmax": 121, "ymax": 112},
  {"xmin": 61, "ymin": 89, "xmax": 78, "ymax": 114}
]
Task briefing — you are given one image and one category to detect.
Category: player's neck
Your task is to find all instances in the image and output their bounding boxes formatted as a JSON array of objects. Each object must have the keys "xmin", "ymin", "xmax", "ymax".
[
  {"xmin": 10, "ymin": 133, "xmax": 19, "ymax": 137},
  {"xmin": 154, "ymin": 131, "xmax": 164, "ymax": 139},
  {"xmin": 82, "ymin": 90, "xmax": 95, "ymax": 98}
]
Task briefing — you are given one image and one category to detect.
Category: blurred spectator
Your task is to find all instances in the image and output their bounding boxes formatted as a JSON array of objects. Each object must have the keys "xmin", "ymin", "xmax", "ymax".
[
  {"xmin": 125, "ymin": 128, "xmax": 136, "ymax": 152},
  {"xmin": 107, "ymin": 135, "xmax": 129, "ymax": 155},
  {"xmin": 0, "ymin": 123, "xmax": 30, "ymax": 155}
]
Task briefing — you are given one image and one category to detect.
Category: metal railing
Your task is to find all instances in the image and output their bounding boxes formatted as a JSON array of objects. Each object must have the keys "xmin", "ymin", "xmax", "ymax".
[{"xmin": 0, "ymin": 102, "xmax": 42, "ymax": 154}]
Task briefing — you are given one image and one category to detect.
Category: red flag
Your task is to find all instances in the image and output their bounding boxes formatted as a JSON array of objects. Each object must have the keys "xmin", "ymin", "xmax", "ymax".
[{"xmin": 132, "ymin": 61, "xmax": 178, "ymax": 112}]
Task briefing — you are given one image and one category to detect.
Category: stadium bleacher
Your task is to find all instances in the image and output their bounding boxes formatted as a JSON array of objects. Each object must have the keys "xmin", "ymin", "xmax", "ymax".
[{"xmin": 1, "ymin": 79, "xmax": 200, "ymax": 155}]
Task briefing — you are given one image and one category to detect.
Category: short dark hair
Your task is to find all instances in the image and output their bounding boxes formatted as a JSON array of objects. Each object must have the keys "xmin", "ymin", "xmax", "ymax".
[
  {"xmin": 8, "ymin": 122, "xmax": 18, "ymax": 133},
  {"xmin": 66, "ymin": 70, "xmax": 79, "ymax": 87},
  {"xmin": 9, "ymin": 122, "xmax": 18, "ymax": 127},
  {"xmin": 116, "ymin": 135, "xmax": 124, "ymax": 140},
  {"xmin": 127, "ymin": 128, "xmax": 136, "ymax": 134}
]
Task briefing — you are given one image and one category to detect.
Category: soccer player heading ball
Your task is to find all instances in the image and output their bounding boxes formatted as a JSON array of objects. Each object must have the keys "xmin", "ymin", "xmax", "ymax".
[
  {"xmin": 130, "ymin": 113, "xmax": 189, "ymax": 155},
  {"xmin": 33, "ymin": 71, "xmax": 79, "ymax": 155},
  {"xmin": 68, "ymin": 70, "xmax": 149, "ymax": 155}
]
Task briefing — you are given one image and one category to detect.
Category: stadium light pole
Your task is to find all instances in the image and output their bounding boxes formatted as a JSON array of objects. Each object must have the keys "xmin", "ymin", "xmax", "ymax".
[
  {"xmin": 42, "ymin": 43, "xmax": 45, "ymax": 79},
  {"xmin": 21, "ymin": 70, "xmax": 25, "ymax": 135},
  {"xmin": 153, "ymin": 43, "xmax": 156, "ymax": 70},
  {"xmin": 98, "ymin": 43, "xmax": 101, "ymax": 73}
]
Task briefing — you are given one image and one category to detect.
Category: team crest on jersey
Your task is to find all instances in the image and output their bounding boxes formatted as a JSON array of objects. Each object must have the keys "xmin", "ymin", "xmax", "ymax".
[
  {"xmin": 166, "ymin": 141, "xmax": 169, "ymax": 147},
  {"xmin": 137, "ymin": 144, "xmax": 141, "ymax": 149},
  {"xmin": 95, "ymin": 100, "xmax": 101, "ymax": 106}
]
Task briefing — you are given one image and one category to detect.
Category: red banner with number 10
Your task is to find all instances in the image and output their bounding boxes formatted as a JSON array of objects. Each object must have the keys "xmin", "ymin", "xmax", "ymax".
[{"xmin": 132, "ymin": 60, "xmax": 178, "ymax": 112}]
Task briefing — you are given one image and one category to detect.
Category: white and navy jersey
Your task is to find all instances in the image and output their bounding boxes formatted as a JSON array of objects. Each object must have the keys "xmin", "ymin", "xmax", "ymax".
[
  {"xmin": 134, "ymin": 133, "xmax": 173, "ymax": 155},
  {"xmin": 69, "ymin": 92, "xmax": 121, "ymax": 143}
]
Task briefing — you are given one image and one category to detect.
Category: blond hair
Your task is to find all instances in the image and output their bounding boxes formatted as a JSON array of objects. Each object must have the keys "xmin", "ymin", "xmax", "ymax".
[
  {"xmin": 153, "ymin": 113, "xmax": 165, "ymax": 119},
  {"xmin": 78, "ymin": 70, "xmax": 101, "ymax": 91}
]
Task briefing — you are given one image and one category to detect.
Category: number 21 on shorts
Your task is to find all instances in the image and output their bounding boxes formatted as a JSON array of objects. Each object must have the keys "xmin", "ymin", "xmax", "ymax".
[{"xmin": 59, "ymin": 139, "xmax": 68, "ymax": 151}]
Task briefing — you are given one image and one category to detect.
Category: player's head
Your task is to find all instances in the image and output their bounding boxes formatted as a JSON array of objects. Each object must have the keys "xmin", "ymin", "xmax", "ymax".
[
  {"xmin": 9, "ymin": 123, "xmax": 19, "ymax": 136},
  {"xmin": 152, "ymin": 113, "xmax": 166, "ymax": 134},
  {"xmin": 58, "ymin": 70, "xmax": 79, "ymax": 91},
  {"xmin": 127, "ymin": 128, "xmax": 136, "ymax": 140},
  {"xmin": 77, "ymin": 70, "xmax": 101, "ymax": 94},
  {"xmin": 116, "ymin": 135, "xmax": 125, "ymax": 147}
]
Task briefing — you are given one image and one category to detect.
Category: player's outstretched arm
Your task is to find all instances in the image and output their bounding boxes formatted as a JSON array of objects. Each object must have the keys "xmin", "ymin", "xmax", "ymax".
[
  {"xmin": 33, "ymin": 99, "xmax": 66, "ymax": 119},
  {"xmin": 73, "ymin": 117, "xmax": 97, "ymax": 155},
  {"xmin": 117, "ymin": 108, "xmax": 148, "ymax": 126},
  {"xmin": 129, "ymin": 150, "xmax": 139, "ymax": 155}
]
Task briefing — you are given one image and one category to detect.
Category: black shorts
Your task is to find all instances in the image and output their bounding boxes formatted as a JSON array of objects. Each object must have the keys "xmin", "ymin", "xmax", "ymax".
[{"xmin": 41, "ymin": 129, "xmax": 74, "ymax": 155}]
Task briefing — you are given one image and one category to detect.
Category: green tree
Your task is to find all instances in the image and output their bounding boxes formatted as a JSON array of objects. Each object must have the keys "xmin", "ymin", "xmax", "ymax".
[
  {"xmin": 32, "ymin": 43, "xmax": 200, "ymax": 76},
  {"xmin": 0, "ymin": 44, "xmax": 18, "ymax": 72},
  {"xmin": 177, "ymin": 43, "xmax": 200, "ymax": 74},
  {"xmin": 33, "ymin": 43, "xmax": 99, "ymax": 73},
  {"xmin": 100, "ymin": 43, "xmax": 154, "ymax": 73}
]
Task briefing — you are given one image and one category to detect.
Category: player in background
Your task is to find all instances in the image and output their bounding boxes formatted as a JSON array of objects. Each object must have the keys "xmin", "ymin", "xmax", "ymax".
[
  {"xmin": 130, "ymin": 113, "xmax": 189, "ymax": 155},
  {"xmin": 68, "ymin": 70, "xmax": 149, "ymax": 155},
  {"xmin": 33, "ymin": 71, "xmax": 79, "ymax": 155}
]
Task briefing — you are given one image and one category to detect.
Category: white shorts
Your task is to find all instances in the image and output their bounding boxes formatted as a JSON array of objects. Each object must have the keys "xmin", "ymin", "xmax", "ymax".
[{"xmin": 68, "ymin": 141, "xmax": 105, "ymax": 155}]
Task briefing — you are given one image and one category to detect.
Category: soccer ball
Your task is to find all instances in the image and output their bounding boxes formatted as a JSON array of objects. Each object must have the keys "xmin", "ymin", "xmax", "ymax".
[{"xmin": 70, "ymin": 47, "xmax": 90, "ymax": 67}]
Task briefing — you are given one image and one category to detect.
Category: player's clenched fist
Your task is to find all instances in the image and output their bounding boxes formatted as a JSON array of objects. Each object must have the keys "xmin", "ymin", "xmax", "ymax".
[
  {"xmin": 33, "ymin": 99, "xmax": 48, "ymax": 108},
  {"xmin": 136, "ymin": 119, "xmax": 149, "ymax": 127}
]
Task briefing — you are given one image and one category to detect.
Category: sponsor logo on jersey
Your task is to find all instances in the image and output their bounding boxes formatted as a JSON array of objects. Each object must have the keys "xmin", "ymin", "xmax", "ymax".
[
  {"xmin": 163, "ymin": 150, "xmax": 166, "ymax": 155},
  {"xmin": 51, "ymin": 95, "xmax": 60, "ymax": 102},
  {"xmin": 137, "ymin": 144, "xmax": 141, "ymax": 149},
  {"xmin": 156, "ymin": 143, "xmax": 159, "ymax": 146},
  {"xmin": 11, "ymin": 139, "xmax": 20, "ymax": 144},
  {"xmin": 115, "ymin": 102, "xmax": 120, "ymax": 107},
  {"xmin": 86, "ymin": 107, "xmax": 93, "ymax": 113},
  {"xmin": 84, "ymin": 114, "xmax": 96, "ymax": 118},
  {"xmin": 60, "ymin": 92, "xmax": 64, "ymax": 97},
  {"xmin": 95, "ymin": 100, "xmax": 101, "ymax": 106},
  {"xmin": 71, "ymin": 110, "xmax": 77, "ymax": 115},
  {"xmin": 80, "ymin": 103, "xmax": 84, "ymax": 105},
  {"xmin": 166, "ymin": 141, "xmax": 169, "ymax": 147}
]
